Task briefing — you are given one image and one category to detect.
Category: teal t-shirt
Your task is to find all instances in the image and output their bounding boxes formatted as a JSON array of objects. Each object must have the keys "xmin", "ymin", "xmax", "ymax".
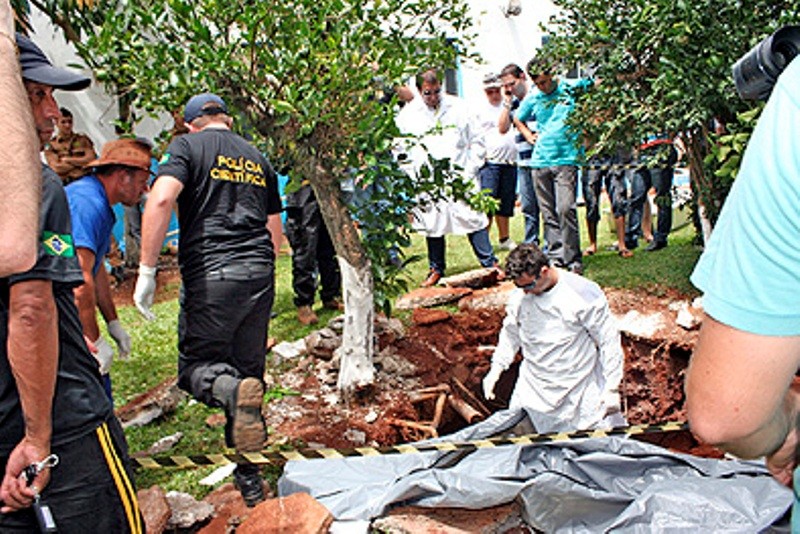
[
  {"xmin": 691, "ymin": 57, "xmax": 800, "ymax": 336},
  {"xmin": 691, "ymin": 56, "xmax": 800, "ymax": 531},
  {"xmin": 516, "ymin": 77, "xmax": 592, "ymax": 167}
]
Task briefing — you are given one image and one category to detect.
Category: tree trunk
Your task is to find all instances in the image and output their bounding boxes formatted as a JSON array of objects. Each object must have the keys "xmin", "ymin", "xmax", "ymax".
[
  {"xmin": 682, "ymin": 129, "xmax": 714, "ymax": 244},
  {"xmin": 310, "ymin": 167, "xmax": 375, "ymax": 394}
]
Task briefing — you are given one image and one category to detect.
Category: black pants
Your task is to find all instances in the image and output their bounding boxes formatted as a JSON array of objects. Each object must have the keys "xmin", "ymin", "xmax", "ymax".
[
  {"xmin": 285, "ymin": 198, "xmax": 341, "ymax": 307},
  {"xmin": 0, "ymin": 417, "xmax": 143, "ymax": 533},
  {"xmin": 177, "ymin": 270, "xmax": 274, "ymax": 405}
]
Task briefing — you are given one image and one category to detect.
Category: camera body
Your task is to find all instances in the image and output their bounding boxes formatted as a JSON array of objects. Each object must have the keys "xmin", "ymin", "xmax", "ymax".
[{"xmin": 732, "ymin": 25, "xmax": 800, "ymax": 100}]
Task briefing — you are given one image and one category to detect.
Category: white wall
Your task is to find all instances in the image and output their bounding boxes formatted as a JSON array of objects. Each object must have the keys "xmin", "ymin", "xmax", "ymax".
[
  {"xmin": 459, "ymin": 0, "xmax": 557, "ymax": 103},
  {"xmin": 30, "ymin": 9, "xmax": 169, "ymax": 149}
]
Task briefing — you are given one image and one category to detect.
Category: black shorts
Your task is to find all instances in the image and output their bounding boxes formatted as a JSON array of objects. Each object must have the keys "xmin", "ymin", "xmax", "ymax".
[{"xmin": 0, "ymin": 417, "xmax": 143, "ymax": 533}]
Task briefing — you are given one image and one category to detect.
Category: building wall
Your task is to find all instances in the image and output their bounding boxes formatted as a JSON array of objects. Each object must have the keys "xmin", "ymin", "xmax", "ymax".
[
  {"xmin": 459, "ymin": 0, "xmax": 557, "ymax": 102},
  {"xmin": 30, "ymin": 9, "xmax": 170, "ymax": 150}
]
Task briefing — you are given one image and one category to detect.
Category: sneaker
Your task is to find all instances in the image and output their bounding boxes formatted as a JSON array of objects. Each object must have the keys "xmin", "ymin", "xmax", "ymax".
[
  {"xmin": 233, "ymin": 465, "xmax": 265, "ymax": 508},
  {"xmin": 498, "ymin": 238, "xmax": 517, "ymax": 251},
  {"xmin": 322, "ymin": 298, "xmax": 344, "ymax": 311},
  {"xmin": 232, "ymin": 378, "xmax": 266, "ymax": 453},
  {"xmin": 297, "ymin": 305, "xmax": 319, "ymax": 325}
]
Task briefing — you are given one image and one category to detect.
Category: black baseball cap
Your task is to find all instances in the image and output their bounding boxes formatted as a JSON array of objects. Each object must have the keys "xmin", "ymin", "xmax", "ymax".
[
  {"xmin": 16, "ymin": 33, "xmax": 91, "ymax": 91},
  {"xmin": 183, "ymin": 93, "xmax": 228, "ymax": 124}
]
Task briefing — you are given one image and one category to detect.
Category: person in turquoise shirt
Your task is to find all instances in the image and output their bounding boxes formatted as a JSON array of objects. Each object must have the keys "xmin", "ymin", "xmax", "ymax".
[
  {"xmin": 686, "ymin": 54, "xmax": 800, "ymax": 529},
  {"xmin": 515, "ymin": 57, "xmax": 592, "ymax": 273}
]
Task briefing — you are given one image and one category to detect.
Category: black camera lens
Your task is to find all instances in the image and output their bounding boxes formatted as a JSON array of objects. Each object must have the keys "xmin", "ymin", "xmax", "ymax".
[{"xmin": 732, "ymin": 26, "xmax": 800, "ymax": 101}]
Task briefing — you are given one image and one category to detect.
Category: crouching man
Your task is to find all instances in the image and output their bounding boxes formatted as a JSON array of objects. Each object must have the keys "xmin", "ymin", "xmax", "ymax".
[
  {"xmin": 483, "ymin": 243, "xmax": 626, "ymax": 433},
  {"xmin": 134, "ymin": 93, "xmax": 283, "ymax": 507}
]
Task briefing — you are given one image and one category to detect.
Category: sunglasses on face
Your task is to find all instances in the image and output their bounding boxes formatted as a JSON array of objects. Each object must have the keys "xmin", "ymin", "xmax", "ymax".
[
  {"xmin": 514, "ymin": 272, "xmax": 541, "ymax": 291},
  {"xmin": 422, "ymin": 88, "xmax": 442, "ymax": 96}
]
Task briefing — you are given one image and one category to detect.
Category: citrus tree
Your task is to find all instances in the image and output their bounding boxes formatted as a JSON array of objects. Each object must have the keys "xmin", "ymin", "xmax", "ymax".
[
  {"xmin": 28, "ymin": 0, "xmax": 477, "ymax": 394},
  {"xmin": 540, "ymin": 0, "xmax": 800, "ymax": 233}
]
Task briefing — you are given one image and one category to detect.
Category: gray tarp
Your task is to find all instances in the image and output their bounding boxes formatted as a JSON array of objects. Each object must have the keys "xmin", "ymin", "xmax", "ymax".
[{"xmin": 278, "ymin": 408, "xmax": 792, "ymax": 532}]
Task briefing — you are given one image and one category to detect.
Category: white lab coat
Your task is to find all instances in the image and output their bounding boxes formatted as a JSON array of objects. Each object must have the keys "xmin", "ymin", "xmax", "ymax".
[
  {"xmin": 491, "ymin": 270, "xmax": 625, "ymax": 433},
  {"xmin": 395, "ymin": 94, "xmax": 488, "ymax": 237}
]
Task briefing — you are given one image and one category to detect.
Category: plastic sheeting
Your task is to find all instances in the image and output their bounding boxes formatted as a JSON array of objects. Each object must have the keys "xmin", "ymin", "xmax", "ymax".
[{"xmin": 278, "ymin": 408, "xmax": 792, "ymax": 532}]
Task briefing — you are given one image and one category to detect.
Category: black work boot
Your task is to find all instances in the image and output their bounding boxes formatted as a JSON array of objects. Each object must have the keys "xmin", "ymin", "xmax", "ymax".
[
  {"xmin": 231, "ymin": 377, "xmax": 267, "ymax": 452},
  {"xmin": 233, "ymin": 464, "xmax": 265, "ymax": 508}
]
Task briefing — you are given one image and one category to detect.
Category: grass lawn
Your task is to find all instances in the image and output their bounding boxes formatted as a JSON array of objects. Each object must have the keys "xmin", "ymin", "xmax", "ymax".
[{"xmin": 110, "ymin": 203, "xmax": 703, "ymax": 497}]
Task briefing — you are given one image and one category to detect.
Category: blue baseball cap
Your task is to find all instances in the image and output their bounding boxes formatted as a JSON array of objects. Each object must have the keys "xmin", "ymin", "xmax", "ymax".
[
  {"xmin": 183, "ymin": 93, "xmax": 228, "ymax": 124},
  {"xmin": 16, "ymin": 33, "xmax": 91, "ymax": 91}
]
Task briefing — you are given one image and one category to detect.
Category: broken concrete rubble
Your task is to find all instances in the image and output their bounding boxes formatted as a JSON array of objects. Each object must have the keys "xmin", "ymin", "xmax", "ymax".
[
  {"xmin": 441, "ymin": 267, "xmax": 503, "ymax": 289},
  {"xmin": 165, "ymin": 490, "xmax": 215, "ymax": 530},
  {"xmin": 373, "ymin": 503, "xmax": 528, "ymax": 534},
  {"xmin": 237, "ymin": 492, "xmax": 333, "ymax": 534},
  {"xmin": 138, "ymin": 486, "xmax": 170, "ymax": 534},
  {"xmin": 116, "ymin": 377, "xmax": 186, "ymax": 429},
  {"xmin": 146, "ymin": 431, "xmax": 183, "ymax": 455},
  {"xmin": 395, "ymin": 286, "xmax": 473, "ymax": 309}
]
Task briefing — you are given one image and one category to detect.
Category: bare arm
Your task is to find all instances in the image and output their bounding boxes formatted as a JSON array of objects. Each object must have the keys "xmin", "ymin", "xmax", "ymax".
[
  {"xmin": 686, "ymin": 314, "xmax": 800, "ymax": 485},
  {"xmin": 140, "ymin": 176, "xmax": 183, "ymax": 267},
  {"xmin": 0, "ymin": 279, "xmax": 58, "ymax": 511},
  {"xmin": 63, "ymin": 136, "xmax": 97, "ymax": 168},
  {"xmin": 0, "ymin": 1, "xmax": 40, "ymax": 275},
  {"xmin": 43, "ymin": 148, "xmax": 75, "ymax": 177},
  {"xmin": 74, "ymin": 247, "xmax": 101, "ymax": 341},
  {"xmin": 94, "ymin": 262, "xmax": 117, "ymax": 325},
  {"xmin": 498, "ymin": 95, "xmax": 513, "ymax": 134},
  {"xmin": 514, "ymin": 116, "xmax": 538, "ymax": 145},
  {"xmin": 267, "ymin": 213, "xmax": 283, "ymax": 258}
]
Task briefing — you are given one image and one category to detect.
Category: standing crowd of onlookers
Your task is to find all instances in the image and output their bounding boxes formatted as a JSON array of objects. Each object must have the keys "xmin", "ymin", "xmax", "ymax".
[{"xmin": 394, "ymin": 59, "xmax": 682, "ymax": 288}]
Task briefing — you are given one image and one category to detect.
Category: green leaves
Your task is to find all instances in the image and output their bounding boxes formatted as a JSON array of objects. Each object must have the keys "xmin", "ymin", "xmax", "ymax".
[
  {"xmin": 47, "ymin": 0, "xmax": 475, "ymax": 304},
  {"xmin": 545, "ymin": 0, "xmax": 799, "ymax": 224}
]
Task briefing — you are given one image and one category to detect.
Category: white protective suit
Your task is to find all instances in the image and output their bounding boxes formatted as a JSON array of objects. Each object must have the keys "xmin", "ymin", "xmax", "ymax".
[
  {"xmin": 395, "ymin": 94, "xmax": 488, "ymax": 237},
  {"xmin": 490, "ymin": 270, "xmax": 626, "ymax": 433}
]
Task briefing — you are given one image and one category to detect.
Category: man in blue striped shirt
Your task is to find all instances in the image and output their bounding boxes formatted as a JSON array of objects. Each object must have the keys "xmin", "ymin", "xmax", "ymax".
[{"xmin": 499, "ymin": 64, "xmax": 541, "ymax": 248}]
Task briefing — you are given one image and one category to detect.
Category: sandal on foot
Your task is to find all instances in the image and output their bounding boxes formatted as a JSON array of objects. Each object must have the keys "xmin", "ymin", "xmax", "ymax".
[{"xmin": 618, "ymin": 248, "xmax": 634, "ymax": 258}]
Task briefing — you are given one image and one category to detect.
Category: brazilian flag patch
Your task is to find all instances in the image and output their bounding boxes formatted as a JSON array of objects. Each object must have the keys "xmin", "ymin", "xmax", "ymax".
[{"xmin": 42, "ymin": 231, "xmax": 75, "ymax": 257}]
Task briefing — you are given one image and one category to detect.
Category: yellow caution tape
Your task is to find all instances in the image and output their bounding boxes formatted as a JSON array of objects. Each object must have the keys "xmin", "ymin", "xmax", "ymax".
[{"xmin": 132, "ymin": 420, "xmax": 689, "ymax": 470}]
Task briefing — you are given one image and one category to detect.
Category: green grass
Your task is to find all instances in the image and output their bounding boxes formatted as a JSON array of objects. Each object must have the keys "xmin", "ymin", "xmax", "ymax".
[
  {"xmin": 110, "ymin": 203, "xmax": 702, "ymax": 497},
  {"xmin": 401, "ymin": 206, "xmax": 702, "ymax": 297}
]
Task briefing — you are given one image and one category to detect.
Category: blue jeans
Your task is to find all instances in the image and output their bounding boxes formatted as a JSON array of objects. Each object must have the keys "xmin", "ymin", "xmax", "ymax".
[
  {"xmin": 479, "ymin": 163, "xmax": 517, "ymax": 217},
  {"xmin": 583, "ymin": 156, "xmax": 629, "ymax": 224},
  {"xmin": 626, "ymin": 145, "xmax": 677, "ymax": 247},
  {"xmin": 517, "ymin": 166, "xmax": 540, "ymax": 245},
  {"xmin": 427, "ymin": 228, "xmax": 497, "ymax": 275}
]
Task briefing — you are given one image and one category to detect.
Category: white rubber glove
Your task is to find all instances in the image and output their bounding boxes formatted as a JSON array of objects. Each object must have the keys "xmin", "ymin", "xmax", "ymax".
[
  {"xmin": 133, "ymin": 264, "xmax": 157, "ymax": 321},
  {"xmin": 482, "ymin": 365, "xmax": 504, "ymax": 401},
  {"xmin": 92, "ymin": 336, "xmax": 114, "ymax": 375},
  {"xmin": 601, "ymin": 389, "xmax": 622, "ymax": 417},
  {"xmin": 107, "ymin": 319, "xmax": 131, "ymax": 360}
]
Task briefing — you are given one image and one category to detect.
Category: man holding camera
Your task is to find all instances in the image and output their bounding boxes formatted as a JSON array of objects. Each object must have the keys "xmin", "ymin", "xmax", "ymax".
[{"xmin": 686, "ymin": 30, "xmax": 800, "ymax": 528}]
